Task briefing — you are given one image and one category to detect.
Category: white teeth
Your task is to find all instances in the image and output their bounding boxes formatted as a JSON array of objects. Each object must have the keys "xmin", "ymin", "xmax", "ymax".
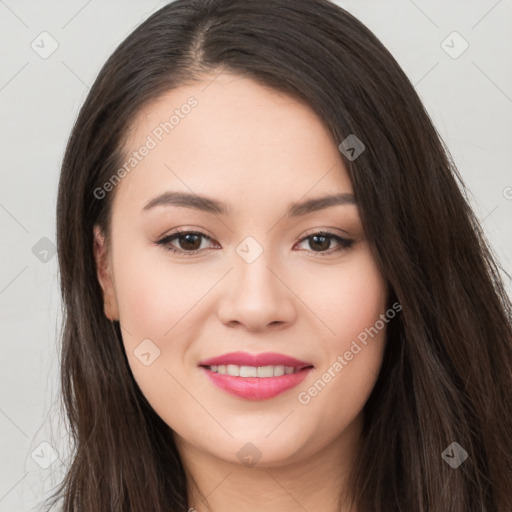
[
  {"xmin": 273, "ymin": 365, "xmax": 285, "ymax": 376},
  {"xmin": 209, "ymin": 364, "xmax": 300, "ymax": 377},
  {"xmin": 240, "ymin": 366, "xmax": 257, "ymax": 377},
  {"xmin": 227, "ymin": 364, "xmax": 239, "ymax": 376},
  {"xmin": 257, "ymin": 365, "xmax": 274, "ymax": 377}
]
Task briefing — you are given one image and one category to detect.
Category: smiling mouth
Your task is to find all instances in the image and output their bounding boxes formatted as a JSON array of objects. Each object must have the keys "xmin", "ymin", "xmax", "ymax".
[
  {"xmin": 199, "ymin": 363, "xmax": 314, "ymax": 400},
  {"xmin": 200, "ymin": 364, "xmax": 314, "ymax": 378}
]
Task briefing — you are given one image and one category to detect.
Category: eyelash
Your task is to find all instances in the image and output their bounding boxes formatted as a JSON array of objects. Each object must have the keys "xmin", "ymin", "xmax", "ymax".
[{"xmin": 155, "ymin": 228, "xmax": 354, "ymax": 257}]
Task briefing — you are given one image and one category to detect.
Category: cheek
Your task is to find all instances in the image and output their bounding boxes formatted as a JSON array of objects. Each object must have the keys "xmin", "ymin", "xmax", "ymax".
[
  {"xmin": 295, "ymin": 246, "xmax": 388, "ymax": 427},
  {"xmin": 110, "ymin": 243, "xmax": 224, "ymax": 397},
  {"xmin": 110, "ymin": 246, "xmax": 202, "ymax": 414},
  {"xmin": 112, "ymin": 244, "xmax": 212, "ymax": 343},
  {"xmin": 331, "ymin": 249, "xmax": 388, "ymax": 380},
  {"xmin": 306, "ymin": 245, "xmax": 388, "ymax": 343},
  {"xmin": 114, "ymin": 259, "xmax": 176, "ymax": 339}
]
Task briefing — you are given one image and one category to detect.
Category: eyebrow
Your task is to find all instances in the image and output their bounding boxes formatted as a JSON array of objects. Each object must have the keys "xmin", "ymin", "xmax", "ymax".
[{"xmin": 142, "ymin": 191, "xmax": 356, "ymax": 217}]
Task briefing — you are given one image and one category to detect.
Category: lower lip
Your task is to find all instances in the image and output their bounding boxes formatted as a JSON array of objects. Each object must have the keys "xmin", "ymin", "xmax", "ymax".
[{"xmin": 200, "ymin": 366, "xmax": 313, "ymax": 400}]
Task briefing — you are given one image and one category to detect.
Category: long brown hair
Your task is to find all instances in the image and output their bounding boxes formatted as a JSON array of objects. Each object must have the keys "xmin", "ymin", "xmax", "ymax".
[{"xmin": 45, "ymin": 0, "xmax": 512, "ymax": 510}]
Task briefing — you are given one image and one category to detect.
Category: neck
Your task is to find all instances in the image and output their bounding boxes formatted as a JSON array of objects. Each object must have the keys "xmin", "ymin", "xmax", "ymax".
[{"xmin": 176, "ymin": 413, "xmax": 363, "ymax": 512}]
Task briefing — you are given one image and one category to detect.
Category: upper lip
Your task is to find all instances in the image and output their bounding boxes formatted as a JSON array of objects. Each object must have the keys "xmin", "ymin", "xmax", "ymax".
[{"xmin": 198, "ymin": 351, "xmax": 313, "ymax": 369}]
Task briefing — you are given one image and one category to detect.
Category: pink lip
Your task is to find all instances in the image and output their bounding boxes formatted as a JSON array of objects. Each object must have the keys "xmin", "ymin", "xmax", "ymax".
[
  {"xmin": 198, "ymin": 351, "xmax": 312, "ymax": 369},
  {"xmin": 198, "ymin": 351, "xmax": 314, "ymax": 400}
]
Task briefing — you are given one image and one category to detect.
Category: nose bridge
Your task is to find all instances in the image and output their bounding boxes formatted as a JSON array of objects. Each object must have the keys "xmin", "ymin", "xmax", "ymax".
[
  {"xmin": 233, "ymin": 234, "xmax": 280, "ymax": 300},
  {"xmin": 217, "ymin": 234, "xmax": 295, "ymax": 330}
]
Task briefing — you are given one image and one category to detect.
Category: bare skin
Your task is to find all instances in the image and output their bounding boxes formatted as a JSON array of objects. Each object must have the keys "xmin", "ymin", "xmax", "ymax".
[{"xmin": 94, "ymin": 71, "xmax": 388, "ymax": 512}]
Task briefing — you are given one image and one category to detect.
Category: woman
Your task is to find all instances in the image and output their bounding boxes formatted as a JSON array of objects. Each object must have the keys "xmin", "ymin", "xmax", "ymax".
[{"xmin": 45, "ymin": 0, "xmax": 512, "ymax": 510}]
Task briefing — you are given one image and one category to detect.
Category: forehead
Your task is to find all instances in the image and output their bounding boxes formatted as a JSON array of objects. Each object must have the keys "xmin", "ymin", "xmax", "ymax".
[{"xmin": 114, "ymin": 72, "xmax": 353, "ymax": 213}]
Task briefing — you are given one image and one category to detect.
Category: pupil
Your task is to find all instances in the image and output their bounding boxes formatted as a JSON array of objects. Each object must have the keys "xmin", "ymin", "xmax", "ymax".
[
  {"xmin": 310, "ymin": 235, "xmax": 329, "ymax": 251},
  {"xmin": 177, "ymin": 234, "xmax": 331, "ymax": 252},
  {"xmin": 181, "ymin": 234, "xmax": 200, "ymax": 250}
]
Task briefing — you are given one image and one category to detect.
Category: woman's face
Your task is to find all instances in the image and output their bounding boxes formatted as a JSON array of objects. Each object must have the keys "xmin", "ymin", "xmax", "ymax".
[{"xmin": 95, "ymin": 72, "xmax": 388, "ymax": 468}]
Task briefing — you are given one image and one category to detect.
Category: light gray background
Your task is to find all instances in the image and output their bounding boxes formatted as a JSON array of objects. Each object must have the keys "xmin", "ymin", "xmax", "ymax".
[{"xmin": 1, "ymin": 1, "xmax": 511, "ymax": 510}]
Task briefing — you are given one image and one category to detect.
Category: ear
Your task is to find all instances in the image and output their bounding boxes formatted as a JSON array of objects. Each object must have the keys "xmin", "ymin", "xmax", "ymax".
[{"xmin": 93, "ymin": 225, "xmax": 119, "ymax": 321}]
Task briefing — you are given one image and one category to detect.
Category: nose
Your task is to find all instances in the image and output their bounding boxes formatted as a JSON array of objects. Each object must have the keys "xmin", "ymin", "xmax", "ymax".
[{"xmin": 216, "ymin": 248, "xmax": 297, "ymax": 332}]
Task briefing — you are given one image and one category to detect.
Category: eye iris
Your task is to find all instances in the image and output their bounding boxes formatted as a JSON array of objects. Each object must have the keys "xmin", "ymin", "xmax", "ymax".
[
  {"xmin": 168, "ymin": 232, "xmax": 341, "ymax": 253},
  {"xmin": 179, "ymin": 233, "xmax": 201, "ymax": 251},
  {"xmin": 309, "ymin": 234, "xmax": 330, "ymax": 251}
]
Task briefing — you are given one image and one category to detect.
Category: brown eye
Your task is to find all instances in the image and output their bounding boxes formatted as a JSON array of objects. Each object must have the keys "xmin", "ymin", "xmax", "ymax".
[
  {"xmin": 175, "ymin": 233, "xmax": 203, "ymax": 251},
  {"xmin": 308, "ymin": 234, "xmax": 331, "ymax": 251},
  {"xmin": 295, "ymin": 231, "xmax": 354, "ymax": 256},
  {"xmin": 156, "ymin": 230, "xmax": 215, "ymax": 254},
  {"xmin": 156, "ymin": 229, "xmax": 353, "ymax": 257}
]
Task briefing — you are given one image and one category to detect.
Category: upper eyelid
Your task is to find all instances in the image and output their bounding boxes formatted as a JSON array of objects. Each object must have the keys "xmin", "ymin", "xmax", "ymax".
[
  {"xmin": 157, "ymin": 229, "xmax": 352, "ymax": 251},
  {"xmin": 159, "ymin": 224, "xmax": 352, "ymax": 240},
  {"xmin": 158, "ymin": 228, "xmax": 350, "ymax": 241}
]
